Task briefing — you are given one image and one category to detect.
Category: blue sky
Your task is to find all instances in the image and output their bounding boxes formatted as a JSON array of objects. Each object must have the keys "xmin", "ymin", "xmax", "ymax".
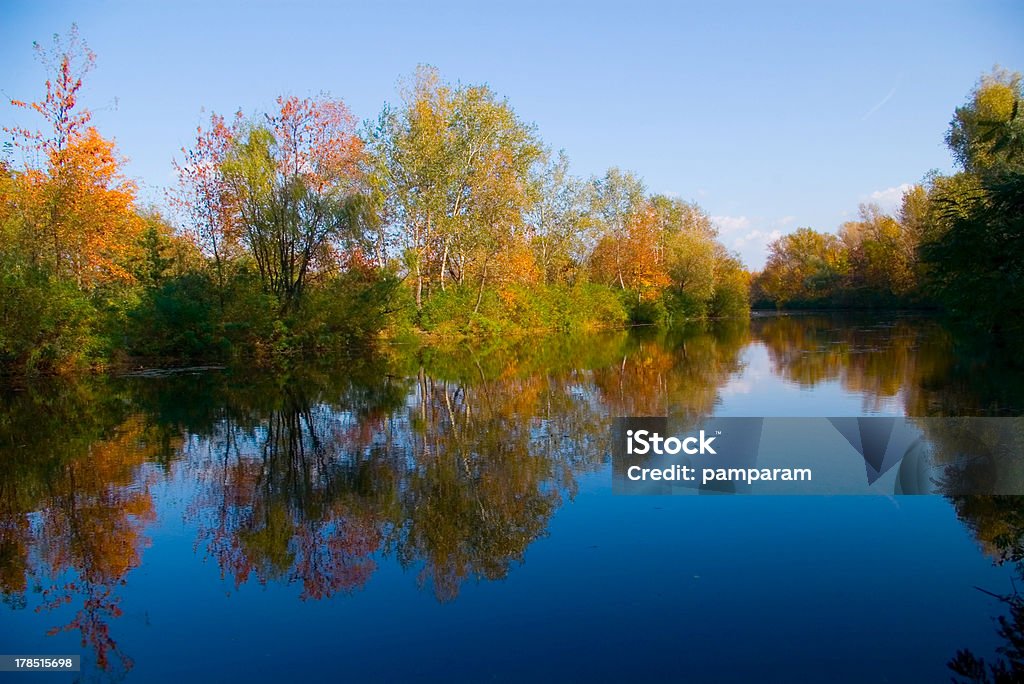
[{"xmin": 2, "ymin": 0, "xmax": 1022, "ymax": 269}]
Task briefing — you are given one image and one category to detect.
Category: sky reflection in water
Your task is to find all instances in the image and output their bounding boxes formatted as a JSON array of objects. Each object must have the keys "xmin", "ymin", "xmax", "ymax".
[{"xmin": 2, "ymin": 313, "xmax": 1023, "ymax": 682}]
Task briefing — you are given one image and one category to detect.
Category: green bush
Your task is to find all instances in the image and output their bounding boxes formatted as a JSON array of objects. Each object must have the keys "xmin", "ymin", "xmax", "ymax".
[
  {"xmin": 710, "ymin": 276, "xmax": 750, "ymax": 318},
  {"xmin": 662, "ymin": 289, "xmax": 710, "ymax": 323},
  {"xmin": 127, "ymin": 271, "xmax": 227, "ymax": 360},
  {"xmin": 627, "ymin": 295, "xmax": 669, "ymax": 326},
  {"xmin": 0, "ymin": 258, "xmax": 99, "ymax": 374},
  {"xmin": 290, "ymin": 269, "xmax": 405, "ymax": 350},
  {"xmin": 418, "ymin": 282, "xmax": 628, "ymax": 337},
  {"xmin": 567, "ymin": 283, "xmax": 629, "ymax": 331}
]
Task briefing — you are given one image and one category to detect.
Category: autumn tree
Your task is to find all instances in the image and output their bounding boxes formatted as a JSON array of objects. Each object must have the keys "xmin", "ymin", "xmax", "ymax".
[
  {"xmin": 221, "ymin": 95, "xmax": 365, "ymax": 312},
  {"xmin": 171, "ymin": 112, "xmax": 242, "ymax": 301},
  {"xmin": 366, "ymin": 66, "xmax": 543, "ymax": 310},
  {"xmin": 5, "ymin": 25, "xmax": 143, "ymax": 288},
  {"xmin": 586, "ymin": 168, "xmax": 646, "ymax": 290},
  {"xmin": 947, "ymin": 67, "xmax": 1024, "ymax": 176},
  {"xmin": 710, "ymin": 250, "xmax": 751, "ymax": 317},
  {"xmin": 590, "ymin": 203, "xmax": 669, "ymax": 300},
  {"xmin": 756, "ymin": 228, "xmax": 848, "ymax": 306},
  {"xmin": 898, "ymin": 184, "xmax": 930, "ymax": 241},
  {"xmin": 589, "ymin": 190, "xmax": 740, "ymax": 319},
  {"xmin": 366, "ymin": 67, "xmax": 449, "ymax": 309},
  {"xmin": 838, "ymin": 203, "xmax": 917, "ymax": 301},
  {"xmin": 653, "ymin": 196, "xmax": 720, "ymax": 315},
  {"xmin": 526, "ymin": 151, "xmax": 587, "ymax": 285},
  {"xmin": 452, "ymin": 85, "xmax": 545, "ymax": 307}
]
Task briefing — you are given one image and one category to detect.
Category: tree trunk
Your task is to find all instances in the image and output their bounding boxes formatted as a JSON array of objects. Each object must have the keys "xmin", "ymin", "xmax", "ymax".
[
  {"xmin": 473, "ymin": 262, "xmax": 488, "ymax": 315},
  {"xmin": 415, "ymin": 259, "xmax": 423, "ymax": 310},
  {"xmin": 440, "ymin": 237, "xmax": 450, "ymax": 292}
]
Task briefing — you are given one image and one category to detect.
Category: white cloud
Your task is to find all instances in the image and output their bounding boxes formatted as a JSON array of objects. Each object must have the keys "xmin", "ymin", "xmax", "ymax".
[
  {"xmin": 864, "ymin": 183, "xmax": 914, "ymax": 213},
  {"xmin": 712, "ymin": 215, "xmax": 751, "ymax": 233},
  {"xmin": 733, "ymin": 229, "xmax": 782, "ymax": 249},
  {"xmin": 711, "ymin": 215, "xmax": 797, "ymax": 270}
]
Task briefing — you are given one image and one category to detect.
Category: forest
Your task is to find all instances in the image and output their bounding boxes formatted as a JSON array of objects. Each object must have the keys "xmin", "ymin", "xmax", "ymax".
[
  {"xmin": 752, "ymin": 67, "xmax": 1024, "ymax": 334},
  {"xmin": 1, "ymin": 26, "xmax": 1022, "ymax": 376}
]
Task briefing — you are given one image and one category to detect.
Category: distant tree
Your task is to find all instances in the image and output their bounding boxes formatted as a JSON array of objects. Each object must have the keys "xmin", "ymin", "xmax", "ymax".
[
  {"xmin": 756, "ymin": 228, "xmax": 847, "ymax": 306},
  {"xmin": 839, "ymin": 203, "xmax": 917, "ymax": 301}
]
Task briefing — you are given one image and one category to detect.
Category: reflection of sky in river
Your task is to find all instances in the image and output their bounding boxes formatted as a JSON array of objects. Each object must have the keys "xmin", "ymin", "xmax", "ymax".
[
  {"xmin": 2, "ymin": 317, "xmax": 1021, "ymax": 682},
  {"xmin": 714, "ymin": 343, "xmax": 906, "ymax": 416},
  {"xmin": 4, "ymin": 466, "xmax": 1013, "ymax": 682}
]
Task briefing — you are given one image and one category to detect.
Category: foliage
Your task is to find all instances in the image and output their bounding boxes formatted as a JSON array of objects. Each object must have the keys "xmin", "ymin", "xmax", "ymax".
[
  {"xmin": 365, "ymin": 66, "xmax": 545, "ymax": 310},
  {"xmin": 947, "ymin": 67, "xmax": 1024, "ymax": 176},
  {"xmin": 753, "ymin": 67, "xmax": 1024, "ymax": 334},
  {"xmin": 126, "ymin": 271, "xmax": 226, "ymax": 360},
  {"xmin": 0, "ymin": 256, "xmax": 98, "ymax": 373},
  {"xmin": 5, "ymin": 27, "xmax": 143, "ymax": 288},
  {"xmin": 920, "ymin": 173, "xmax": 1024, "ymax": 336},
  {"xmin": 1, "ymin": 30, "xmax": 755, "ymax": 376},
  {"xmin": 419, "ymin": 282, "xmax": 628, "ymax": 337},
  {"xmin": 220, "ymin": 96, "xmax": 365, "ymax": 313},
  {"xmin": 753, "ymin": 227, "xmax": 848, "ymax": 307}
]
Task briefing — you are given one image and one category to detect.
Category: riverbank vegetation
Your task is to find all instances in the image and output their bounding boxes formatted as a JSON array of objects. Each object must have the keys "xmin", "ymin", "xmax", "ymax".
[
  {"xmin": 753, "ymin": 68, "xmax": 1024, "ymax": 339},
  {"xmin": 0, "ymin": 29, "xmax": 746, "ymax": 375},
  {"xmin": 2, "ymin": 27, "xmax": 1021, "ymax": 377}
]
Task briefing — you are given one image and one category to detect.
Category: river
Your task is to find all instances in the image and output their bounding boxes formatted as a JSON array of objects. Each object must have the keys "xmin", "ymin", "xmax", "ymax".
[{"xmin": 2, "ymin": 312, "xmax": 1022, "ymax": 681}]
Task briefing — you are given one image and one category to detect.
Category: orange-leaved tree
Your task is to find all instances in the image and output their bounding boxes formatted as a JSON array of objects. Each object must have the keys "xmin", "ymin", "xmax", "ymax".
[{"xmin": 5, "ymin": 25, "xmax": 143, "ymax": 288}]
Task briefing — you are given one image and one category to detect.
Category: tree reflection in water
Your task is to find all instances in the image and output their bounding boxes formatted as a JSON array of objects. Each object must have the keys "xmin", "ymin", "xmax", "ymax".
[
  {"xmin": 3, "ymin": 315, "xmax": 1024, "ymax": 673},
  {"xmin": 0, "ymin": 380, "xmax": 179, "ymax": 675},
  {"xmin": 947, "ymin": 497, "xmax": 1024, "ymax": 683}
]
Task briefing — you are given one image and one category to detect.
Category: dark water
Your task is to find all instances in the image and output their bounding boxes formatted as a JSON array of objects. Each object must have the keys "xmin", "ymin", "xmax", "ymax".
[{"xmin": 2, "ymin": 313, "xmax": 1024, "ymax": 682}]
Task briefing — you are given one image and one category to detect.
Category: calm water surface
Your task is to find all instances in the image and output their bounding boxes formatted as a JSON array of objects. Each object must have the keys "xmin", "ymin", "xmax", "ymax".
[{"xmin": 2, "ymin": 313, "xmax": 1023, "ymax": 682}]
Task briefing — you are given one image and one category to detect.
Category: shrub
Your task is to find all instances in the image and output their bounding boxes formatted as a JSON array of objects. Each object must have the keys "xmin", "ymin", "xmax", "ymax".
[
  {"xmin": 418, "ymin": 282, "xmax": 629, "ymax": 338},
  {"xmin": 0, "ymin": 259, "xmax": 99, "ymax": 374},
  {"xmin": 127, "ymin": 272, "xmax": 226, "ymax": 360},
  {"xmin": 290, "ymin": 269, "xmax": 405, "ymax": 350}
]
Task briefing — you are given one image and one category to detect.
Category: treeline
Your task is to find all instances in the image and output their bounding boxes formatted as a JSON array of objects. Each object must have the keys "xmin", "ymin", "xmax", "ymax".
[
  {"xmin": 0, "ymin": 28, "xmax": 745, "ymax": 375},
  {"xmin": 753, "ymin": 68, "xmax": 1024, "ymax": 337}
]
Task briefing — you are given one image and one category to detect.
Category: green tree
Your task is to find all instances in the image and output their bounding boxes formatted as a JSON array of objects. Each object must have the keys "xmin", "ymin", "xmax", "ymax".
[
  {"xmin": 527, "ymin": 151, "xmax": 587, "ymax": 285},
  {"xmin": 921, "ymin": 174, "xmax": 1024, "ymax": 336},
  {"xmin": 947, "ymin": 68, "xmax": 1024, "ymax": 176},
  {"xmin": 367, "ymin": 66, "xmax": 543, "ymax": 310},
  {"xmin": 221, "ymin": 96, "xmax": 365, "ymax": 313}
]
